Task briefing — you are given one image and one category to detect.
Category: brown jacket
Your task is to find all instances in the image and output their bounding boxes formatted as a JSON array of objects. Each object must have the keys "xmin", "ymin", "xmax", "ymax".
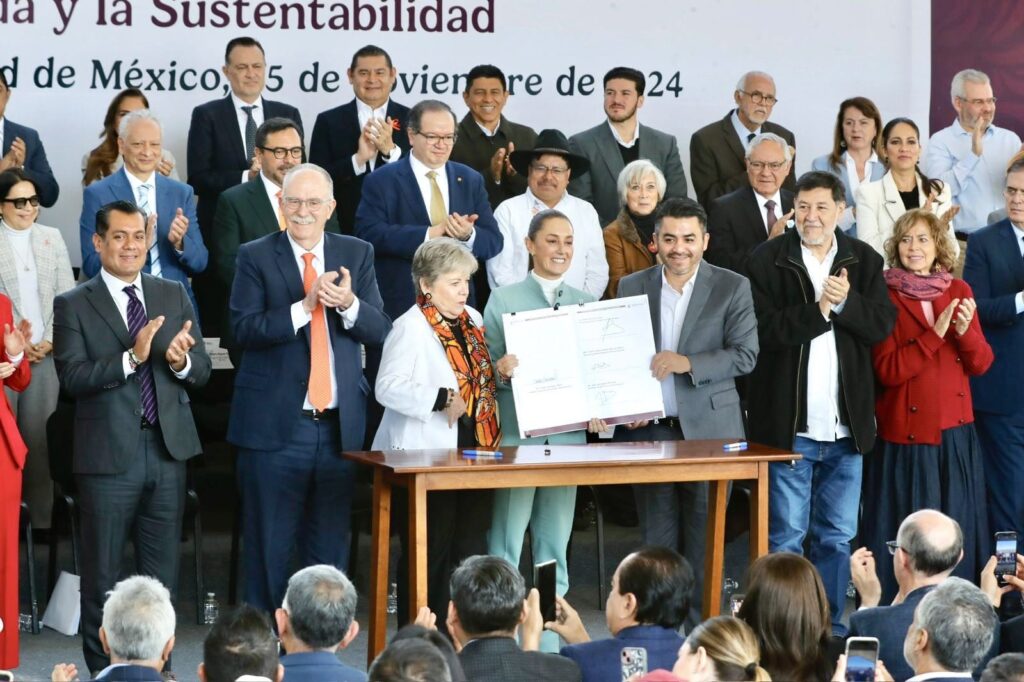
[{"xmin": 603, "ymin": 209, "xmax": 656, "ymax": 298}]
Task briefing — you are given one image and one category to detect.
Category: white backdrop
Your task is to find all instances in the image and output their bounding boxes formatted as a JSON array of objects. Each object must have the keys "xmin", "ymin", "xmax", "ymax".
[{"xmin": 3, "ymin": 0, "xmax": 932, "ymax": 264}]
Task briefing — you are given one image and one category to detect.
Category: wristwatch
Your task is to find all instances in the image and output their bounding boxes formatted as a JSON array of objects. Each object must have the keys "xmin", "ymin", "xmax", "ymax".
[{"xmin": 127, "ymin": 348, "xmax": 142, "ymax": 371}]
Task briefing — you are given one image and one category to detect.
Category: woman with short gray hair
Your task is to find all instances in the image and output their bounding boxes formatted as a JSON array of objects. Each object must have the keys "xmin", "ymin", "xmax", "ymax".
[{"xmin": 603, "ymin": 160, "xmax": 666, "ymax": 297}]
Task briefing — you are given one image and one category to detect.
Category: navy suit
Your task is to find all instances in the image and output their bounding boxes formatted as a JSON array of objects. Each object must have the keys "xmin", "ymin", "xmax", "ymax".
[
  {"xmin": 354, "ymin": 156, "xmax": 503, "ymax": 319},
  {"xmin": 849, "ymin": 586, "xmax": 933, "ymax": 682},
  {"xmin": 2, "ymin": 118, "xmax": 59, "ymax": 207},
  {"xmin": 228, "ymin": 230, "xmax": 390, "ymax": 612},
  {"xmin": 309, "ymin": 98, "xmax": 411, "ymax": 233},
  {"xmin": 964, "ymin": 219, "xmax": 1024, "ymax": 538},
  {"xmin": 88, "ymin": 664, "xmax": 164, "ymax": 681},
  {"xmin": 281, "ymin": 651, "xmax": 367, "ymax": 682},
  {"xmin": 560, "ymin": 626, "xmax": 684, "ymax": 682},
  {"xmin": 80, "ymin": 168, "xmax": 208, "ymax": 315}
]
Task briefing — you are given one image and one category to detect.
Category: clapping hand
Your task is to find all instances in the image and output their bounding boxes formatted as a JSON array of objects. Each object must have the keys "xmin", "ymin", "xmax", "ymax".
[
  {"xmin": 489, "ymin": 142, "xmax": 517, "ymax": 183},
  {"xmin": 769, "ymin": 209, "xmax": 794, "ymax": 239},
  {"xmin": 953, "ymin": 297, "xmax": 976, "ymax": 336},
  {"xmin": 165, "ymin": 320, "xmax": 196, "ymax": 372},
  {"xmin": 444, "ymin": 213, "xmax": 477, "ymax": 241},
  {"xmin": 157, "ymin": 155, "xmax": 175, "ymax": 177},
  {"xmin": 932, "ymin": 298, "xmax": 960, "ymax": 338},
  {"xmin": 3, "ymin": 321, "xmax": 28, "ymax": 358},
  {"xmin": 318, "ymin": 267, "xmax": 355, "ymax": 311},
  {"xmin": 167, "ymin": 208, "xmax": 188, "ymax": 251}
]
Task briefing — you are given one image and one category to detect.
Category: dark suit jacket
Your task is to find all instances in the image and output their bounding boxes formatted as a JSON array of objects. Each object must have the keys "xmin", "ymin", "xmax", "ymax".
[
  {"xmin": 88, "ymin": 663, "xmax": 164, "ymax": 681},
  {"xmin": 209, "ymin": 175, "xmax": 340, "ymax": 347},
  {"xmin": 53, "ymin": 274, "xmax": 211, "ymax": 474},
  {"xmin": 689, "ymin": 110, "xmax": 796, "ymax": 210},
  {"xmin": 706, "ymin": 186, "xmax": 794, "ymax": 276},
  {"xmin": 964, "ymin": 219, "xmax": 1024, "ymax": 415},
  {"xmin": 1002, "ymin": 612, "xmax": 1024, "ymax": 654},
  {"xmin": 450, "ymin": 113, "xmax": 538, "ymax": 208},
  {"xmin": 568, "ymin": 121, "xmax": 688, "ymax": 226},
  {"xmin": 354, "ymin": 156, "xmax": 503, "ymax": 319},
  {"xmin": 309, "ymin": 98, "xmax": 411, "ymax": 233},
  {"xmin": 80, "ymin": 168, "xmax": 208, "ymax": 313},
  {"xmin": 280, "ymin": 650, "xmax": 367, "ymax": 682},
  {"xmin": 560, "ymin": 625, "xmax": 683, "ymax": 682},
  {"xmin": 186, "ymin": 95, "xmax": 302, "ymax": 237},
  {"xmin": 227, "ymin": 231, "xmax": 391, "ymax": 452},
  {"xmin": 2, "ymin": 118, "xmax": 59, "ymax": 207},
  {"xmin": 458, "ymin": 636, "xmax": 581, "ymax": 682},
  {"xmin": 849, "ymin": 586, "xmax": 933, "ymax": 682}
]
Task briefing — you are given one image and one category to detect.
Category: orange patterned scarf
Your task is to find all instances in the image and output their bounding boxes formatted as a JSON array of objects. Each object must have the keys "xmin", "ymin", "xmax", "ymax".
[{"xmin": 417, "ymin": 295, "xmax": 501, "ymax": 448}]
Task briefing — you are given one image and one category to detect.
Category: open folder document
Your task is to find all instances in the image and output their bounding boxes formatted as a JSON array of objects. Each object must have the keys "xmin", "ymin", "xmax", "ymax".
[{"xmin": 503, "ymin": 295, "xmax": 665, "ymax": 439}]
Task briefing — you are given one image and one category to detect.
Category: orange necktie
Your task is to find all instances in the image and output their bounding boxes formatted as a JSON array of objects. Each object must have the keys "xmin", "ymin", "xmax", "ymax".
[
  {"xmin": 301, "ymin": 253, "xmax": 332, "ymax": 411},
  {"xmin": 276, "ymin": 190, "xmax": 287, "ymax": 231}
]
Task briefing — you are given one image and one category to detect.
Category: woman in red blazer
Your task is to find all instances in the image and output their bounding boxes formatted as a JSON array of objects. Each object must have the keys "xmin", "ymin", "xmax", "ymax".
[
  {"xmin": 864, "ymin": 208, "xmax": 993, "ymax": 602},
  {"xmin": 0, "ymin": 292, "xmax": 30, "ymax": 669}
]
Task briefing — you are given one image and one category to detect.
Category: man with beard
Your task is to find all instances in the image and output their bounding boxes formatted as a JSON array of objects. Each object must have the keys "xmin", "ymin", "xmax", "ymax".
[{"xmin": 568, "ymin": 67, "xmax": 688, "ymax": 227}]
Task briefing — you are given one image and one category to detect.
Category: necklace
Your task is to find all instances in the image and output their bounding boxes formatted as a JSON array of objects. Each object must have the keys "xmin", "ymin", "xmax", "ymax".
[{"xmin": 2, "ymin": 221, "xmax": 35, "ymax": 272}]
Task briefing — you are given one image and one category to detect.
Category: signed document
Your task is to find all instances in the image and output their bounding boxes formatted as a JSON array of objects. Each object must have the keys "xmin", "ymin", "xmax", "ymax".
[{"xmin": 503, "ymin": 295, "xmax": 665, "ymax": 438}]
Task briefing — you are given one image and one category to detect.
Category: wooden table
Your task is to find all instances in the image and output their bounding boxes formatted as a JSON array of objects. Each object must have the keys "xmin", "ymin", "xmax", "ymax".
[{"xmin": 343, "ymin": 440, "xmax": 797, "ymax": 662}]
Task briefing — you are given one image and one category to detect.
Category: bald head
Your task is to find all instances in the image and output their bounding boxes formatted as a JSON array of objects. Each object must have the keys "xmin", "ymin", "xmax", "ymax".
[{"xmin": 897, "ymin": 510, "xmax": 963, "ymax": 577}]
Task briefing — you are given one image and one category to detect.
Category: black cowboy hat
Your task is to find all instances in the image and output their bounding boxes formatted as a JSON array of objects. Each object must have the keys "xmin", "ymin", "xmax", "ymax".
[{"xmin": 508, "ymin": 128, "xmax": 591, "ymax": 177}]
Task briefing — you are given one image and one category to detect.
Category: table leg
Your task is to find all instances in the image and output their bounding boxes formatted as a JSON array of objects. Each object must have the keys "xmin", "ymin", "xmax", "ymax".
[
  {"xmin": 367, "ymin": 468, "xmax": 392, "ymax": 665},
  {"xmin": 702, "ymin": 479, "xmax": 727, "ymax": 619},
  {"xmin": 750, "ymin": 461, "xmax": 770, "ymax": 559},
  {"xmin": 408, "ymin": 473, "xmax": 428, "ymax": 622}
]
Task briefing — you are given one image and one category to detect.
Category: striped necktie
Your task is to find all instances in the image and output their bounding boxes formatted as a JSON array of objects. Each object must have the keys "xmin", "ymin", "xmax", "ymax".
[
  {"xmin": 123, "ymin": 285, "xmax": 159, "ymax": 425},
  {"xmin": 137, "ymin": 184, "xmax": 161, "ymax": 277}
]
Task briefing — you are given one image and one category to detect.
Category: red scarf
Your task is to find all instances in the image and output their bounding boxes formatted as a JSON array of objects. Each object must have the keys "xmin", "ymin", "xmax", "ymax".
[{"xmin": 884, "ymin": 266, "xmax": 952, "ymax": 301}]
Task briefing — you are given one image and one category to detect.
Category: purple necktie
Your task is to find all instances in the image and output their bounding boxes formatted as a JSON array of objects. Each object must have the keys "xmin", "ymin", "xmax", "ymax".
[
  {"xmin": 124, "ymin": 285, "xmax": 159, "ymax": 425},
  {"xmin": 764, "ymin": 199, "xmax": 778, "ymax": 234}
]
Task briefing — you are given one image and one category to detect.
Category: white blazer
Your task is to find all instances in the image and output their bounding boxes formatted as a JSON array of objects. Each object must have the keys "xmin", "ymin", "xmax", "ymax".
[
  {"xmin": 854, "ymin": 171, "xmax": 957, "ymax": 262},
  {"xmin": 371, "ymin": 304, "xmax": 484, "ymax": 450}
]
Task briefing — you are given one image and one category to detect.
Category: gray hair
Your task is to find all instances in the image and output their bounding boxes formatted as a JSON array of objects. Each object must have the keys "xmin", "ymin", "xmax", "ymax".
[
  {"xmin": 617, "ymin": 160, "xmax": 667, "ymax": 207},
  {"xmin": 981, "ymin": 653, "xmax": 1024, "ymax": 682},
  {"xmin": 411, "ymin": 237, "xmax": 478, "ymax": 295},
  {"xmin": 746, "ymin": 133, "xmax": 792, "ymax": 162},
  {"xmin": 527, "ymin": 209, "xmax": 573, "ymax": 241},
  {"xmin": 915, "ymin": 577, "xmax": 997, "ymax": 673},
  {"xmin": 735, "ymin": 70, "xmax": 775, "ymax": 93},
  {"xmin": 897, "ymin": 509, "xmax": 963, "ymax": 577},
  {"xmin": 101, "ymin": 576, "xmax": 176, "ymax": 662},
  {"xmin": 282, "ymin": 162, "xmax": 335, "ymax": 199},
  {"xmin": 951, "ymin": 68, "xmax": 991, "ymax": 101},
  {"xmin": 118, "ymin": 109, "xmax": 162, "ymax": 139},
  {"xmin": 282, "ymin": 565, "xmax": 357, "ymax": 650}
]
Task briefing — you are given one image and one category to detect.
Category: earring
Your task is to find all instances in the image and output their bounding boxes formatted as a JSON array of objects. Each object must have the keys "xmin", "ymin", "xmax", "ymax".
[
  {"xmin": 840, "ymin": 140, "xmax": 847, "ymax": 149},
  {"xmin": 424, "ymin": 292, "xmax": 432, "ymax": 301}
]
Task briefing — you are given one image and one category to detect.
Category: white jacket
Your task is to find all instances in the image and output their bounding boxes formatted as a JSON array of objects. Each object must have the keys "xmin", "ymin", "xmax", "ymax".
[{"xmin": 854, "ymin": 171, "xmax": 958, "ymax": 262}]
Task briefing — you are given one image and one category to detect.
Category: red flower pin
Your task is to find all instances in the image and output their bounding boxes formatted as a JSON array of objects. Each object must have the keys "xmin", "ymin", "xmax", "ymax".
[{"xmin": 390, "ymin": 118, "xmax": 401, "ymax": 132}]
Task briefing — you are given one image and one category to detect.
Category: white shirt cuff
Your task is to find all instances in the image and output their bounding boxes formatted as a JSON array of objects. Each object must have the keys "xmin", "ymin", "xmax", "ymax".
[
  {"xmin": 172, "ymin": 353, "xmax": 192, "ymax": 379},
  {"xmin": 1016, "ymin": 292, "xmax": 1024, "ymax": 315},
  {"xmin": 464, "ymin": 227, "xmax": 477, "ymax": 250},
  {"xmin": 7, "ymin": 351, "xmax": 24, "ymax": 366},
  {"xmin": 832, "ymin": 298, "xmax": 848, "ymax": 315},
  {"xmin": 351, "ymin": 153, "xmax": 368, "ymax": 176},
  {"xmin": 291, "ymin": 300, "xmax": 312, "ymax": 333},
  {"xmin": 383, "ymin": 145, "xmax": 402, "ymax": 162},
  {"xmin": 123, "ymin": 351, "xmax": 135, "ymax": 378},
  {"xmin": 336, "ymin": 296, "xmax": 360, "ymax": 329}
]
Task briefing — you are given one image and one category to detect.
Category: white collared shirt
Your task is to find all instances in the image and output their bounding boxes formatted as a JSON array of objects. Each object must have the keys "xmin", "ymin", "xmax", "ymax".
[
  {"xmin": 285, "ymin": 231, "xmax": 361, "ymax": 411},
  {"xmin": 0, "ymin": 117, "xmax": 5, "ymax": 154},
  {"xmin": 753, "ymin": 189, "xmax": 784, "ymax": 235},
  {"xmin": 797, "ymin": 238, "xmax": 851, "ymax": 442},
  {"xmin": 476, "ymin": 119, "xmax": 499, "ymax": 138},
  {"xmin": 731, "ymin": 109, "xmax": 760, "ymax": 150},
  {"xmin": 123, "ymin": 169, "xmax": 166, "ymax": 274},
  {"xmin": 409, "ymin": 154, "xmax": 479, "ymax": 249},
  {"xmin": 488, "ymin": 188, "xmax": 609, "ymax": 299},
  {"xmin": 659, "ymin": 264, "xmax": 698, "ymax": 418},
  {"xmin": 259, "ymin": 171, "xmax": 282, "ymax": 223},
  {"xmin": 232, "ymin": 92, "xmax": 264, "ymax": 182},
  {"xmin": 607, "ymin": 119, "xmax": 639, "ymax": 148},
  {"xmin": 1, "ymin": 222, "xmax": 43, "ymax": 344},
  {"xmin": 843, "ymin": 150, "xmax": 881, "ymax": 201},
  {"xmin": 352, "ymin": 98, "xmax": 402, "ymax": 175},
  {"xmin": 1011, "ymin": 222, "xmax": 1024, "ymax": 315}
]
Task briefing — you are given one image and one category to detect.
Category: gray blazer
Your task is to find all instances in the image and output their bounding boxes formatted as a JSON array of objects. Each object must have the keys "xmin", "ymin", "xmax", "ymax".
[
  {"xmin": 617, "ymin": 263, "xmax": 758, "ymax": 439},
  {"xmin": 0, "ymin": 223, "xmax": 75, "ymax": 343},
  {"xmin": 568, "ymin": 122, "xmax": 688, "ymax": 226}
]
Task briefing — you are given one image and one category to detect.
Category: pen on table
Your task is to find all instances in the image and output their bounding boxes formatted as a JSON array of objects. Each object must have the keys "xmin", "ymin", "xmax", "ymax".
[
  {"xmin": 462, "ymin": 449, "xmax": 502, "ymax": 458},
  {"xmin": 723, "ymin": 441, "xmax": 748, "ymax": 452}
]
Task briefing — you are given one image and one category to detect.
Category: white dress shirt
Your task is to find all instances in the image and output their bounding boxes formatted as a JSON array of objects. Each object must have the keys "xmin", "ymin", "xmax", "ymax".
[
  {"xmin": 607, "ymin": 119, "xmax": 639, "ymax": 148},
  {"xmin": 352, "ymin": 98, "xmax": 403, "ymax": 175},
  {"xmin": 232, "ymin": 93, "xmax": 265, "ymax": 183},
  {"xmin": 1011, "ymin": 222, "xmax": 1024, "ymax": 315},
  {"xmin": 753, "ymin": 189, "xmax": 783, "ymax": 235},
  {"xmin": 488, "ymin": 188, "xmax": 609, "ymax": 298},
  {"xmin": 407, "ymin": 154, "xmax": 479, "ymax": 249},
  {"xmin": 731, "ymin": 109, "xmax": 760, "ymax": 150},
  {"xmin": 123, "ymin": 169, "xmax": 167, "ymax": 276},
  {"xmin": 259, "ymin": 171, "xmax": 282, "ymax": 219},
  {"xmin": 797, "ymin": 238, "xmax": 851, "ymax": 442},
  {"xmin": 285, "ymin": 231, "xmax": 361, "ymax": 410},
  {"xmin": 2, "ymin": 223, "xmax": 44, "ymax": 344},
  {"xmin": 659, "ymin": 264, "xmax": 698, "ymax": 417}
]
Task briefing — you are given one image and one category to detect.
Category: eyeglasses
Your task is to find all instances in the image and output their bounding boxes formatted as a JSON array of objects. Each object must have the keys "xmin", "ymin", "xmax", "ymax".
[
  {"xmin": 886, "ymin": 540, "xmax": 901, "ymax": 555},
  {"xmin": 259, "ymin": 146, "xmax": 303, "ymax": 160},
  {"xmin": 414, "ymin": 131, "xmax": 458, "ymax": 146},
  {"xmin": 2, "ymin": 196, "xmax": 40, "ymax": 209},
  {"xmin": 282, "ymin": 197, "xmax": 328, "ymax": 211},
  {"xmin": 748, "ymin": 161, "xmax": 787, "ymax": 172},
  {"xmin": 531, "ymin": 164, "xmax": 569, "ymax": 177},
  {"xmin": 739, "ymin": 90, "xmax": 778, "ymax": 105},
  {"xmin": 957, "ymin": 96, "xmax": 997, "ymax": 107}
]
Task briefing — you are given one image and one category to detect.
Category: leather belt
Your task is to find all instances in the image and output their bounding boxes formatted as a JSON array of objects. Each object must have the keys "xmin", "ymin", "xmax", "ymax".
[
  {"xmin": 300, "ymin": 408, "xmax": 339, "ymax": 421},
  {"xmin": 654, "ymin": 416, "xmax": 681, "ymax": 430}
]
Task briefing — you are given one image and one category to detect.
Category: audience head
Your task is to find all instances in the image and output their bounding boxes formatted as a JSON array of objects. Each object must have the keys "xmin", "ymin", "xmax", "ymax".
[
  {"xmin": 463, "ymin": 65, "xmax": 509, "ymax": 130},
  {"xmin": 408, "ymin": 100, "xmax": 458, "ymax": 170},
  {"xmin": 793, "ymin": 171, "xmax": 846, "ymax": 250},
  {"xmin": 733, "ymin": 71, "xmax": 777, "ymax": 129},
  {"xmin": 275, "ymin": 564, "xmax": 358, "ymax": 653},
  {"xmin": 349, "ymin": 45, "xmax": 397, "ymax": 109},
  {"xmin": 223, "ymin": 36, "xmax": 266, "ymax": 103},
  {"xmin": 829, "ymin": 96, "xmax": 883, "ymax": 166},
  {"xmin": 738, "ymin": 552, "xmax": 831, "ymax": 681},
  {"xmin": 524, "ymin": 209, "xmax": 574, "ymax": 280},
  {"xmin": 951, "ymin": 68, "xmax": 996, "ymax": 130},
  {"xmin": 411, "ymin": 237, "xmax": 477, "ymax": 317},
  {"xmin": 255, "ymin": 117, "xmax": 304, "ymax": 187},
  {"xmin": 1005, "ymin": 155, "xmax": 1024, "ymax": 226},
  {"xmin": 745, "ymin": 133, "xmax": 792, "ymax": 199},
  {"xmin": 448, "ymin": 555, "xmax": 526, "ymax": 641},
  {"xmin": 653, "ymin": 198, "xmax": 709, "ymax": 282},
  {"xmin": 509, "ymin": 129, "xmax": 590, "ymax": 208},
  {"xmin": 885, "ymin": 209, "xmax": 958, "ymax": 274},
  {"xmin": 982, "ymin": 653, "xmax": 1024, "ymax": 682},
  {"xmin": 673, "ymin": 616, "xmax": 769, "ymax": 682},
  {"xmin": 603, "ymin": 67, "xmax": 646, "ymax": 123},
  {"xmin": 607, "ymin": 546, "xmax": 694, "ymax": 635},
  {"xmin": 369, "ymin": 638, "xmax": 452, "ymax": 682},
  {"xmin": 280, "ymin": 164, "xmax": 336, "ymax": 247},
  {"xmin": 904, "ymin": 577, "xmax": 997, "ymax": 675},
  {"xmin": 0, "ymin": 168, "xmax": 40, "ymax": 230},
  {"xmin": 199, "ymin": 605, "xmax": 282, "ymax": 682},
  {"xmin": 103, "ymin": 89, "xmax": 150, "ymax": 142},
  {"xmin": 93, "ymin": 200, "xmax": 147, "ymax": 281},
  {"xmin": 98, "ymin": 576, "xmax": 175, "ymax": 668},
  {"xmin": 389, "ymin": 624, "xmax": 465, "ymax": 682},
  {"xmin": 117, "ymin": 110, "xmax": 163, "ymax": 180},
  {"xmin": 617, "ymin": 159, "xmax": 667, "ymax": 217}
]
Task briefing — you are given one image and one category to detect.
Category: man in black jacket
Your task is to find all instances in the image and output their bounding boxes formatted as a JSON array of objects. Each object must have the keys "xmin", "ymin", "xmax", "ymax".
[{"xmin": 746, "ymin": 171, "xmax": 895, "ymax": 636}]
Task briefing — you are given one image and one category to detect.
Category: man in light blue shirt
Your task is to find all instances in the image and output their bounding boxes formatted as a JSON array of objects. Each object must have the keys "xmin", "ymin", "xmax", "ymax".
[{"xmin": 923, "ymin": 68, "xmax": 1022, "ymax": 235}]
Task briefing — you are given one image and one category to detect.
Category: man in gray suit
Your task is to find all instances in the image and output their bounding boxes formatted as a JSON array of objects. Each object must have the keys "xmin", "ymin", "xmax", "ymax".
[
  {"xmin": 616, "ymin": 197, "xmax": 758, "ymax": 626},
  {"xmin": 53, "ymin": 200, "xmax": 211, "ymax": 674},
  {"xmin": 568, "ymin": 67, "xmax": 688, "ymax": 226}
]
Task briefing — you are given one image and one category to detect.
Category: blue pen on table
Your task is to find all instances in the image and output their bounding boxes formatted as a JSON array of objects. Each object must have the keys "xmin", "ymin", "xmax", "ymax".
[
  {"xmin": 463, "ymin": 449, "xmax": 502, "ymax": 458},
  {"xmin": 723, "ymin": 441, "xmax": 748, "ymax": 452}
]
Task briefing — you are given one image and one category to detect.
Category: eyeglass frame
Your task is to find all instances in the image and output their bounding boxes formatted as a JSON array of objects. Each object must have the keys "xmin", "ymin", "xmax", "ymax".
[
  {"xmin": 1, "ymin": 196, "xmax": 41, "ymax": 209},
  {"xmin": 956, "ymin": 96, "xmax": 997, "ymax": 107},
  {"xmin": 281, "ymin": 196, "xmax": 330, "ymax": 212},
  {"xmin": 747, "ymin": 160, "xmax": 788, "ymax": 172},
  {"xmin": 886, "ymin": 540, "xmax": 901, "ymax": 555},
  {"xmin": 258, "ymin": 145, "xmax": 304, "ymax": 160},
  {"xmin": 529, "ymin": 162, "xmax": 570, "ymax": 177},
  {"xmin": 738, "ymin": 89, "xmax": 778, "ymax": 106},
  {"xmin": 413, "ymin": 131, "xmax": 458, "ymax": 146}
]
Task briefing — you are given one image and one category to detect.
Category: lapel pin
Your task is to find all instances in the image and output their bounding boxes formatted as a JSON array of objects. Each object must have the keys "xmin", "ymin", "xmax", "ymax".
[{"xmin": 456, "ymin": 176, "xmax": 463, "ymax": 183}]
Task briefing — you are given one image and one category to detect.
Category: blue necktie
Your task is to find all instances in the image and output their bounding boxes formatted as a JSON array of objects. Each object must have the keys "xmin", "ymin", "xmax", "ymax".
[
  {"xmin": 124, "ymin": 285, "xmax": 159, "ymax": 425},
  {"xmin": 137, "ymin": 184, "xmax": 161, "ymax": 277}
]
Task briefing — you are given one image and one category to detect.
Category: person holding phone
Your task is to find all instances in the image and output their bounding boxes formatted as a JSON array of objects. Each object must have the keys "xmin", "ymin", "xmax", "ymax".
[{"xmin": 866, "ymin": 209, "xmax": 993, "ymax": 601}]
